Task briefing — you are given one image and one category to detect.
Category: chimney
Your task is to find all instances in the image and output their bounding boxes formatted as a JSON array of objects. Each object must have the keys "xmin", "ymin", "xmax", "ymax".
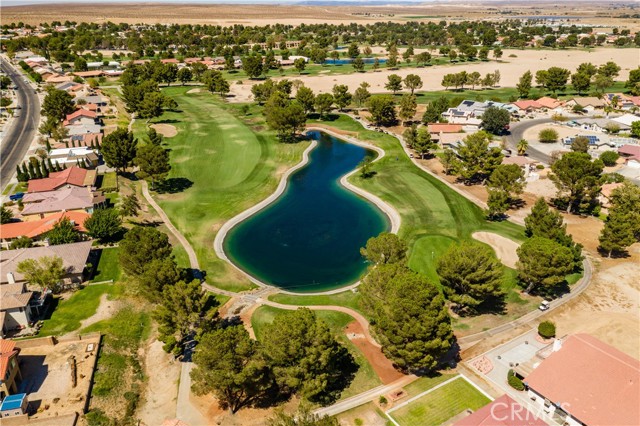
[
  {"xmin": 552, "ymin": 338, "xmax": 563, "ymax": 352},
  {"xmin": 7, "ymin": 272, "xmax": 16, "ymax": 284}
]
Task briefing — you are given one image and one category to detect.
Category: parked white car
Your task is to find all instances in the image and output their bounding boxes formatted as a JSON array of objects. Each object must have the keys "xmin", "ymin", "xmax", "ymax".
[{"xmin": 539, "ymin": 300, "xmax": 550, "ymax": 311}]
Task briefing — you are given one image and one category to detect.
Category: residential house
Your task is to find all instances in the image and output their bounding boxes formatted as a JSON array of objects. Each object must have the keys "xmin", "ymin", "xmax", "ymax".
[
  {"xmin": 511, "ymin": 100, "xmax": 542, "ymax": 115},
  {"xmin": 603, "ymin": 93, "xmax": 636, "ymax": 110},
  {"xmin": 71, "ymin": 70, "xmax": 104, "ymax": 78},
  {"xmin": 439, "ymin": 133, "xmax": 466, "ymax": 150},
  {"xmin": 0, "ymin": 241, "xmax": 93, "ymax": 286},
  {"xmin": 27, "ymin": 166, "xmax": 96, "ymax": 193},
  {"xmin": 45, "ymin": 74, "xmax": 73, "ymax": 84},
  {"xmin": 574, "ymin": 118, "xmax": 630, "ymax": 134},
  {"xmin": 502, "ymin": 155, "xmax": 539, "ymax": 177},
  {"xmin": 612, "ymin": 113, "xmax": 640, "ymax": 127},
  {"xmin": 535, "ymin": 96, "xmax": 564, "ymax": 111},
  {"xmin": 522, "ymin": 334, "xmax": 640, "ymax": 426},
  {"xmin": 58, "ymin": 133, "xmax": 103, "ymax": 149},
  {"xmin": 0, "ymin": 340, "xmax": 22, "ymax": 398},
  {"xmin": 47, "ymin": 147, "xmax": 100, "ymax": 168},
  {"xmin": 20, "ymin": 186, "xmax": 105, "ymax": 218},
  {"xmin": 55, "ymin": 81, "xmax": 84, "ymax": 93},
  {"xmin": 63, "ymin": 109, "xmax": 102, "ymax": 136},
  {"xmin": 565, "ymin": 97, "xmax": 606, "ymax": 112},
  {"xmin": 0, "ymin": 211, "xmax": 90, "ymax": 249},
  {"xmin": 453, "ymin": 394, "xmax": 547, "ymax": 426},
  {"xmin": 618, "ymin": 144, "xmax": 640, "ymax": 163},
  {"xmin": 0, "ymin": 283, "xmax": 34, "ymax": 334}
]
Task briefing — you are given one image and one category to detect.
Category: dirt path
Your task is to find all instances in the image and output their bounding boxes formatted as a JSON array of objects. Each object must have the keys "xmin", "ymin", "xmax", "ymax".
[
  {"xmin": 79, "ymin": 293, "xmax": 122, "ymax": 329},
  {"xmin": 345, "ymin": 321, "xmax": 404, "ymax": 385},
  {"xmin": 472, "ymin": 231, "xmax": 520, "ymax": 269},
  {"xmin": 137, "ymin": 339, "xmax": 181, "ymax": 426}
]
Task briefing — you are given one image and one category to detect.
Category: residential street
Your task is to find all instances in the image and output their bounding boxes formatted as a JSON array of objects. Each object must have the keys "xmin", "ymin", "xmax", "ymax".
[{"xmin": 0, "ymin": 57, "xmax": 40, "ymax": 190}]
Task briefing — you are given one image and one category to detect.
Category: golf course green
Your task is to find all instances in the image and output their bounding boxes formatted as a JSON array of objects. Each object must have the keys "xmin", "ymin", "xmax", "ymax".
[{"xmin": 223, "ymin": 130, "xmax": 390, "ymax": 292}]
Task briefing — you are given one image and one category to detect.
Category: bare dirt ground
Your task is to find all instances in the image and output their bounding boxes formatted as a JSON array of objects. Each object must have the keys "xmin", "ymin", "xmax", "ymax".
[
  {"xmin": 472, "ymin": 232, "xmax": 520, "ymax": 269},
  {"xmin": 151, "ymin": 123, "xmax": 178, "ymax": 138},
  {"xmin": 2, "ymin": 2, "xmax": 638, "ymax": 29},
  {"xmin": 229, "ymin": 47, "xmax": 640, "ymax": 102},
  {"xmin": 138, "ymin": 339, "xmax": 181, "ymax": 426},
  {"xmin": 345, "ymin": 321, "xmax": 405, "ymax": 385},
  {"xmin": 79, "ymin": 293, "xmax": 122, "ymax": 329}
]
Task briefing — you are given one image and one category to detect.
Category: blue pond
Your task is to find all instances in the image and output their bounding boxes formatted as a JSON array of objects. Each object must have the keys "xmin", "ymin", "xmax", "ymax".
[
  {"xmin": 324, "ymin": 58, "xmax": 387, "ymax": 65},
  {"xmin": 223, "ymin": 131, "xmax": 390, "ymax": 292}
]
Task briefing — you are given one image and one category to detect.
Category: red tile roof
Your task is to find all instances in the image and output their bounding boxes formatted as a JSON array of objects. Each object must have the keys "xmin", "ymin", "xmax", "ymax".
[
  {"xmin": 524, "ymin": 334, "xmax": 640, "ymax": 426},
  {"xmin": 618, "ymin": 144, "xmax": 640, "ymax": 157},
  {"xmin": 0, "ymin": 339, "xmax": 20, "ymax": 381},
  {"xmin": 512, "ymin": 100, "xmax": 542, "ymax": 110},
  {"xmin": 63, "ymin": 109, "xmax": 97, "ymax": 125},
  {"xmin": 454, "ymin": 394, "xmax": 547, "ymax": 426},
  {"xmin": 535, "ymin": 97, "xmax": 563, "ymax": 109},
  {"xmin": 27, "ymin": 166, "xmax": 91, "ymax": 193},
  {"xmin": 0, "ymin": 211, "xmax": 90, "ymax": 240},
  {"xmin": 427, "ymin": 123, "xmax": 463, "ymax": 133}
]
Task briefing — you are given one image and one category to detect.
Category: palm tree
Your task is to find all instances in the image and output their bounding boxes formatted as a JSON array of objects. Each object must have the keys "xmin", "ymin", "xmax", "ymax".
[{"xmin": 517, "ymin": 139, "xmax": 529, "ymax": 156}]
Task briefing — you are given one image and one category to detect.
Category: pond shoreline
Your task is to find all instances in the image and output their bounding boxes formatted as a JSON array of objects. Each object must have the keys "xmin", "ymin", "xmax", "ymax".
[{"xmin": 212, "ymin": 128, "xmax": 400, "ymax": 295}]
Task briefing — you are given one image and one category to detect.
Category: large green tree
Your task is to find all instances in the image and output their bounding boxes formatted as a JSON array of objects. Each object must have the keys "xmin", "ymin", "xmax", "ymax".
[
  {"xmin": 361, "ymin": 264, "xmax": 453, "ymax": 373},
  {"xmin": 1, "ymin": 205, "xmax": 13, "ymax": 224},
  {"xmin": 135, "ymin": 143, "xmax": 171, "ymax": 189},
  {"xmin": 41, "ymin": 87, "xmax": 75, "ymax": 123},
  {"xmin": 46, "ymin": 217, "xmax": 78, "ymax": 245},
  {"xmin": 550, "ymin": 152, "xmax": 604, "ymax": 214},
  {"xmin": 101, "ymin": 128, "xmax": 138, "ymax": 185},
  {"xmin": 398, "ymin": 94, "xmax": 417, "ymax": 124},
  {"xmin": 403, "ymin": 74, "xmax": 423, "ymax": 95},
  {"xmin": 314, "ymin": 93, "xmax": 334, "ymax": 118},
  {"xmin": 453, "ymin": 131, "xmax": 504, "ymax": 183},
  {"xmin": 84, "ymin": 208, "xmax": 122, "ymax": 243},
  {"xmin": 295, "ymin": 86, "xmax": 316, "ymax": 115},
  {"xmin": 487, "ymin": 164, "xmax": 525, "ymax": 202},
  {"xmin": 599, "ymin": 182, "xmax": 640, "ymax": 256},
  {"xmin": 360, "ymin": 232, "xmax": 407, "ymax": 265},
  {"xmin": 516, "ymin": 70, "xmax": 532, "ymax": 98},
  {"xmin": 414, "ymin": 127, "xmax": 436, "ymax": 159},
  {"xmin": 516, "ymin": 237, "xmax": 574, "ymax": 293},
  {"xmin": 264, "ymin": 92, "xmax": 307, "ymax": 142},
  {"xmin": 17, "ymin": 256, "xmax": 66, "ymax": 293},
  {"xmin": 191, "ymin": 325, "xmax": 273, "ymax": 413},
  {"xmin": 154, "ymin": 280, "xmax": 219, "ymax": 354},
  {"xmin": 119, "ymin": 226, "xmax": 174, "ymax": 277},
  {"xmin": 366, "ymin": 95, "xmax": 396, "ymax": 127},
  {"xmin": 268, "ymin": 405, "xmax": 338, "ymax": 426},
  {"xmin": 436, "ymin": 241, "xmax": 504, "ymax": 313},
  {"xmin": 481, "ymin": 106, "xmax": 510, "ymax": 135},
  {"xmin": 331, "ymin": 84, "xmax": 352, "ymax": 111},
  {"xmin": 421, "ymin": 96, "xmax": 450, "ymax": 124},
  {"xmin": 260, "ymin": 309, "xmax": 356, "ymax": 404},
  {"xmin": 384, "ymin": 74, "xmax": 403, "ymax": 94}
]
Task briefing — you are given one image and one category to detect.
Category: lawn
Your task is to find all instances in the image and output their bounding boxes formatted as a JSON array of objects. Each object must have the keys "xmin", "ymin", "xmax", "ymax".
[
  {"xmin": 389, "ymin": 377, "xmax": 491, "ymax": 426},
  {"xmin": 250, "ymin": 305, "xmax": 382, "ymax": 400},
  {"xmin": 38, "ymin": 283, "xmax": 118, "ymax": 337},
  {"xmin": 268, "ymin": 290, "xmax": 364, "ymax": 315},
  {"xmin": 91, "ymin": 247, "xmax": 121, "ymax": 282},
  {"xmin": 402, "ymin": 373, "xmax": 459, "ymax": 398},
  {"xmin": 98, "ymin": 172, "xmax": 118, "ymax": 191},
  {"xmin": 136, "ymin": 87, "xmax": 309, "ymax": 292}
]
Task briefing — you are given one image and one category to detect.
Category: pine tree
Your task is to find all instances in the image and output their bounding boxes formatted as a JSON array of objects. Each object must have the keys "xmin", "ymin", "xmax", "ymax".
[
  {"xmin": 599, "ymin": 211, "xmax": 636, "ymax": 257},
  {"xmin": 47, "ymin": 158, "xmax": 55, "ymax": 172},
  {"xmin": 34, "ymin": 162, "xmax": 43, "ymax": 179},
  {"xmin": 40, "ymin": 158, "xmax": 49, "ymax": 177},
  {"xmin": 28, "ymin": 162, "xmax": 36, "ymax": 180}
]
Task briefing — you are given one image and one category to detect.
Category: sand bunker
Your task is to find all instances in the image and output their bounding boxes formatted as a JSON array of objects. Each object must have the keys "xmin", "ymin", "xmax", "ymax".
[
  {"xmin": 472, "ymin": 232, "xmax": 520, "ymax": 269},
  {"xmin": 186, "ymin": 88, "xmax": 202, "ymax": 94},
  {"xmin": 151, "ymin": 123, "xmax": 178, "ymax": 138}
]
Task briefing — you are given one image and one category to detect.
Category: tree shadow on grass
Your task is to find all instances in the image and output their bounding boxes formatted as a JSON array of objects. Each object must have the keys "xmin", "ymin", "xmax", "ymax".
[
  {"xmin": 155, "ymin": 118, "xmax": 182, "ymax": 124},
  {"xmin": 155, "ymin": 177, "xmax": 193, "ymax": 194},
  {"xmin": 308, "ymin": 113, "xmax": 340, "ymax": 122}
]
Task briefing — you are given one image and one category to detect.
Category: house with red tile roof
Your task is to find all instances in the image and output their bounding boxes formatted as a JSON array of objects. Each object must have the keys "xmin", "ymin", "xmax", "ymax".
[
  {"xmin": 618, "ymin": 144, "xmax": 640, "ymax": 162},
  {"xmin": 453, "ymin": 394, "xmax": 547, "ymax": 426},
  {"xmin": 62, "ymin": 109, "xmax": 97, "ymax": 126},
  {"xmin": 0, "ymin": 211, "xmax": 90, "ymax": 249},
  {"xmin": 523, "ymin": 334, "xmax": 640, "ymax": 426},
  {"xmin": 512, "ymin": 100, "xmax": 542, "ymax": 113},
  {"xmin": 27, "ymin": 166, "xmax": 96, "ymax": 193},
  {"xmin": 20, "ymin": 186, "xmax": 105, "ymax": 218},
  {"xmin": 427, "ymin": 123, "xmax": 463, "ymax": 133},
  {"xmin": 0, "ymin": 339, "xmax": 22, "ymax": 397},
  {"xmin": 535, "ymin": 97, "xmax": 564, "ymax": 110}
]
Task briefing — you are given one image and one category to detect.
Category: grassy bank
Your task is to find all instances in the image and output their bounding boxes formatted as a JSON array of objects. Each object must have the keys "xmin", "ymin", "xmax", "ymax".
[
  {"xmin": 137, "ymin": 87, "xmax": 309, "ymax": 292},
  {"xmin": 251, "ymin": 306, "xmax": 382, "ymax": 400}
]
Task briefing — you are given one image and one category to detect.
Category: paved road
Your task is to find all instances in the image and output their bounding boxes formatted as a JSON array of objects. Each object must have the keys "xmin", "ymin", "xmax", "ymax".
[
  {"xmin": 0, "ymin": 58, "xmax": 40, "ymax": 191},
  {"xmin": 506, "ymin": 118, "xmax": 554, "ymax": 164}
]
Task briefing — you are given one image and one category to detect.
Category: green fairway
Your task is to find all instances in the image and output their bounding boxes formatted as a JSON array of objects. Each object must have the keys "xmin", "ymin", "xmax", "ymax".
[
  {"xmin": 39, "ymin": 284, "xmax": 118, "ymax": 337},
  {"xmin": 250, "ymin": 306, "xmax": 382, "ymax": 399},
  {"xmin": 139, "ymin": 87, "xmax": 309, "ymax": 292},
  {"xmin": 390, "ymin": 377, "xmax": 491, "ymax": 426}
]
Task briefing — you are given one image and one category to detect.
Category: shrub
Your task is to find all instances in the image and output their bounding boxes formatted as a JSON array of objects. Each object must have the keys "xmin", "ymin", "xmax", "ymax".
[
  {"xmin": 551, "ymin": 113, "xmax": 568, "ymax": 122},
  {"xmin": 508, "ymin": 369, "xmax": 525, "ymax": 391},
  {"xmin": 600, "ymin": 150, "xmax": 620, "ymax": 167},
  {"xmin": 379, "ymin": 395, "xmax": 388, "ymax": 405},
  {"xmin": 538, "ymin": 320, "xmax": 556, "ymax": 339},
  {"xmin": 536, "ymin": 164, "xmax": 544, "ymax": 170},
  {"xmin": 539, "ymin": 128, "xmax": 559, "ymax": 143}
]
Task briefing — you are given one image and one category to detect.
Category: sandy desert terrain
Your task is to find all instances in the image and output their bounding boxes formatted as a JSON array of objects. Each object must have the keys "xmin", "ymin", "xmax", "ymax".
[
  {"xmin": 229, "ymin": 47, "xmax": 640, "ymax": 101},
  {"xmin": 1, "ymin": 2, "xmax": 639, "ymax": 28}
]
